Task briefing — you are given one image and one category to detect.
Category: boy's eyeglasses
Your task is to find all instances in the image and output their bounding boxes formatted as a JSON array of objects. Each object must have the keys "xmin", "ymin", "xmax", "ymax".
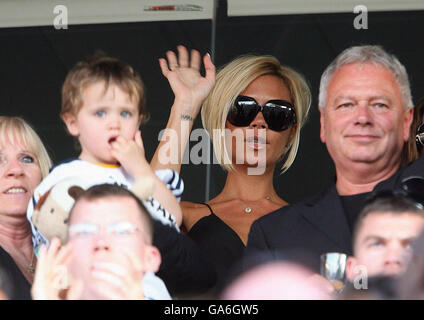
[
  {"xmin": 227, "ymin": 95, "xmax": 297, "ymax": 132},
  {"xmin": 68, "ymin": 221, "xmax": 140, "ymax": 238}
]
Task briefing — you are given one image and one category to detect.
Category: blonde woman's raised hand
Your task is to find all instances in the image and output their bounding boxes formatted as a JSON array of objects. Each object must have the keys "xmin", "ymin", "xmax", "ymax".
[{"xmin": 159, "ymin": 45, "xmax": 215, "ymax": 118}]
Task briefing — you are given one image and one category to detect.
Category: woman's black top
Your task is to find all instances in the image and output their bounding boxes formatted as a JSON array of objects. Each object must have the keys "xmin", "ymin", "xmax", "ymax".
[
  {"xmin": 187, "ymin": 203, "xmax": 245, "ymax": 289},
  {"xmin": 0, "ymin": 246, "xmax": 31, "ymax": 300}
]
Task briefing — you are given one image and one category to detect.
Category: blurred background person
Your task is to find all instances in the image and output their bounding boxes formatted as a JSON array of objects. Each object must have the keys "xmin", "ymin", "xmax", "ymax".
[
  {"xmin": 396, "ymin": 228, "xmax": 424, "ymax": 299},
  {"xmin": 346, "ymin": 184, "xmax": 424, "ymax": 282},
  {"xmin": 31, "ymin": 184, "xmax": 161, "ymax": 300},
  {"xmin": 220, "ymin": 254, "xmax": 332, "ymax": 300},
  {"xmin": 0, "ymin": 116, "xmax": 52, "ymax": 299}
]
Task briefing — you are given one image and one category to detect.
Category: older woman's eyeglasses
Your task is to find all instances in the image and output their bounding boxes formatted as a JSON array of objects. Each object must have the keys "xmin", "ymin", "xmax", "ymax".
[
  {"xmin": 416, "ymin": 123, "xmax": 424, "ymax": 147},
  {"xmin": 227, "ymin": 95, "xmax": 297, "ymax": 132},
  {"xmin": 366, "ymin": 177, "xmax": 424, "ymax": 210}
]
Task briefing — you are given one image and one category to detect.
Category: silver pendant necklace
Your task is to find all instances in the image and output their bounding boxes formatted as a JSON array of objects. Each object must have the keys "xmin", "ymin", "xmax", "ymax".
[{"xmin": 239, "ymin": 196, "xmax": 272, "ymax": 214}]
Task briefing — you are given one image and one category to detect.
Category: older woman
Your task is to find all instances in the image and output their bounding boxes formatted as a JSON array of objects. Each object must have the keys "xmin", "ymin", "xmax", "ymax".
[
  {"xmin": 0, "ymin": 116, "xmax": 52, "ymax": 298},
  {"xmin": 153, "ymin": 46, "xmax": 311, "ymax": 286},
  {"xmin": 401, "ymin": 97, "xmax": 424, "ymax": 165},
  {"xmin": 412, "ymin": 98, "xmax": 424, "ymax": 158}
]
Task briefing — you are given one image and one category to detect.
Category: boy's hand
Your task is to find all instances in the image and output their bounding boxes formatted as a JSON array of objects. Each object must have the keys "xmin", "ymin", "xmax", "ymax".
[
  {"xmin": 89, "ymin": 251, "xmax": 145, "ymax": 300},
  {"xmin": 159, "ymin": 45, "xmax": 215, "ymax": 119},
  {"xmin": 110, "ymin": 131, "xmax": 151, "ymax": 177},
  {"xmin": 31, "ymin": 238, "xmax": 83, "ymax": 300}
]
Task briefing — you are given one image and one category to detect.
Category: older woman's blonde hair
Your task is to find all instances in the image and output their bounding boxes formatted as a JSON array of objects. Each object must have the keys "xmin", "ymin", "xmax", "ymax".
[
  {"xmin": 0, "ymin": 116, "xmax": 52, "ymax": 178},
  {"xmin": 201, "ymin": 55, "xmax": 311, "ymax": 172}
]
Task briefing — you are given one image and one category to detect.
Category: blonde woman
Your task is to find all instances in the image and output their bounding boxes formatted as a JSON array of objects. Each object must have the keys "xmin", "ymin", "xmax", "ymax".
[
  {"xmin": 0, "ymin": 116, "xmax": 52, "ymax": 298},
  {"xmin": 153, "ymin": 46, "xmax": 311, "ymax": 285}
]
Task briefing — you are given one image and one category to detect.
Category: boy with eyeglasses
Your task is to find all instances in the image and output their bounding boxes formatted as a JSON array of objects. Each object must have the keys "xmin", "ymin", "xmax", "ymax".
[{"xmin": 31, "ymin": 184, "xmax": 162, "ymax": 299}]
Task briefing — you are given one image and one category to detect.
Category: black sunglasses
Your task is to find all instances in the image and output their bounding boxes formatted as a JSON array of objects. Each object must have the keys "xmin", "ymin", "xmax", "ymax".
[
  {"xmin": 367, "ymin": 177, "xmax": 424, "ymax": 210},
  {"xmin": 227, "ymin": 95, "xmax": 297, "ymax": 132},
  {"xmin": 416, "ymin": 123, "xmax": 424, "ymax": 147}
]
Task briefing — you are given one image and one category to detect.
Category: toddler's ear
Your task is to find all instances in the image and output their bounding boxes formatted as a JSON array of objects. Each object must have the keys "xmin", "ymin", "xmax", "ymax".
[
  {"xmin": 62, "ymin": 113, "xmax": 79, "ymax": 137},
  {"xmin": 137, "ymin": 114, "xmax": 144, "ymax": 127}
]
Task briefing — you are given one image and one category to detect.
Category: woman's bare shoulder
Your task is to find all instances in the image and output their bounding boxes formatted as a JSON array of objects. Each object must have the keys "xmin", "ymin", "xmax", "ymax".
[
  {"xmin": 181, "ymin": 201, "xmax": 212, "ymax": 231},
  {"xmin": 180, "ymin": 201, "xmax": 209, "ymax": 210}
]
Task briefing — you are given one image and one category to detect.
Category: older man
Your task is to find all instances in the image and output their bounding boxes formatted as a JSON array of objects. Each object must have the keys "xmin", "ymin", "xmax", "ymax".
[{"xmin": 247, "ymin": 45, "xmax": 424, "ymax": 272}]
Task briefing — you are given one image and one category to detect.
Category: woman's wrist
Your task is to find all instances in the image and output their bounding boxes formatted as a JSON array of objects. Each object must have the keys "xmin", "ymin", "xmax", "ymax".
[{"xmin": 172, "ymin": 97, "xmax": 202, "ymax": 120}]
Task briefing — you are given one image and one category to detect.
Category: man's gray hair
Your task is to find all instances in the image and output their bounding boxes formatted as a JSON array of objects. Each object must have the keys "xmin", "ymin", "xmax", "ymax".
[{"xmin": 318, "ymin": 45, "xmax": 413, "ymax": 109}]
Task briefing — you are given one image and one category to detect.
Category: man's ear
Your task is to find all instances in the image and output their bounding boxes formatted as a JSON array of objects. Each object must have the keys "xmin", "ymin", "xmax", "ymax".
[
  {"xmin": 62, "ymin": 112, "xmax": 79, "ymax": 137},
  {"xmin": 319, "ymin": 107, "xmax": 326, "ymax": 143},
  {"xmin": 144, "ymin": 246, "xmax": 161, "ymax": 273},
  {"xmin": 403, "ymin": 107, "xmax": 414, "ymax": 142},
  {"xmin": 345, "ymin": 256, "xmax": 358, "ymax": 282}
]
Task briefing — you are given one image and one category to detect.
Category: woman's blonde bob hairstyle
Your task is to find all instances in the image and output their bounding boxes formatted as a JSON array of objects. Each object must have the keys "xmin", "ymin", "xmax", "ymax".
[
  {"xmin": 201, "ymin": 55, "xmax": 311, "ymax": 173},
  {"xmin": 0, "ymin": 116, "xmax": 52, "ymax": 178}
]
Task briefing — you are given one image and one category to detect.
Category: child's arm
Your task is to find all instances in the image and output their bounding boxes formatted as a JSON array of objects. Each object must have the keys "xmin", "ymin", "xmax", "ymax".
[
  {"xmin": 110, "ymin": 131, "xmax": 183, "ymax": 227},
  {"xmin": 150, "ymin": 45, "xmax": 215, "ymax": 173}
]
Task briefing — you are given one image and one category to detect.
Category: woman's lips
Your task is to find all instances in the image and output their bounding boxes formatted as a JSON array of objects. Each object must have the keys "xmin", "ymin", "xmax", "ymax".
[
  {"xmin": 4, "ymin": 187, "xmax": 27, "ymax": 194},
  {"xmin": 246, "ymin": 137, "xmax": 267, "ymax": 150}
]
